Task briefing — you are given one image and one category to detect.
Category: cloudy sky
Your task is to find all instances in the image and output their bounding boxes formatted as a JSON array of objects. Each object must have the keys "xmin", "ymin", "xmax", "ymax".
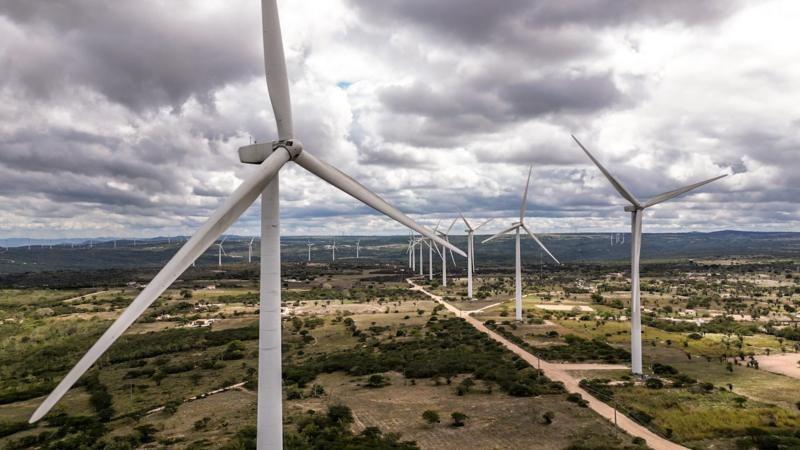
[{"xmin": 1, "ymin": 0, "xmax": 798, "ymax": 239}]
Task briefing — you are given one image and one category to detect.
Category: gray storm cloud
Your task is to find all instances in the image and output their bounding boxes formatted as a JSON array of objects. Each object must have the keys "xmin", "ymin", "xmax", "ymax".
[{"xmin": 0, "ymin": 0, "xmax": 797, "ymax": 239}]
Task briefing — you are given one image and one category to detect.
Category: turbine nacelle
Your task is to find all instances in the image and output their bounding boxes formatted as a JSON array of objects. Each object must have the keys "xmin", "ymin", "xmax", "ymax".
[{"xmin": 239, "ymin": 139, "xmax": 304, "ymax": 164}]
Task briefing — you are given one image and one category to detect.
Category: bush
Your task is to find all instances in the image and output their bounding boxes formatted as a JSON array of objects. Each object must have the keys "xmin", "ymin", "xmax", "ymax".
[
  {"xmin": 629, "ymin": 409, "xmax": 652, "ymax": 424},
  {"xmin": 542, "ymin": 411, "xmax": 555, "ymax": 425},
  {"xmin": 422, "ymin": 410, "xmax": 440, "ymax": 425},
  {"xmin": 566, "ymin": 393, "xmax": 589, "ymax": 407},
  {"xmin": 451, "ymin": 412, "xmax": 468, "ymax": 427},
  {"xmin": 645, "ymin": 378, "xmax": 664, "ymax": 389},
  {"xmin": 366, "ymin": 374, "xmax": 389, "ymax": 388}
]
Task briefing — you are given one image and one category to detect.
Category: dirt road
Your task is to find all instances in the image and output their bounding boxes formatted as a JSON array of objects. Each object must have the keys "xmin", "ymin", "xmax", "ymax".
[
  {"xmin": 408, "ymin": 279, "xmax": 687, "ymax": 450},
  {"xmin": 754, "ymin": 352, "xmax": 800, "ymax": 379}
]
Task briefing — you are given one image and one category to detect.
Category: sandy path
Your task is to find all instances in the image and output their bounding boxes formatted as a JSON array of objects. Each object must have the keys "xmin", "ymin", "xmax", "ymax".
[
  {"xmin": 408, "ymin": 279, "xmax": 687, "ymax": 450},
  {"xmin": 62, "ymin": 290, "xmax": 113, "ymax": 303},
  {"xmin": 755, "ymin": 353, "xmax": 800, "ymax": 379}
]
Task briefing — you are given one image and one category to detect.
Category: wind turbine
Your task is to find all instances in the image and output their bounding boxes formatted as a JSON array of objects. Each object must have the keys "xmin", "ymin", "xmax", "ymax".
[
  {"xmin": 572, "ymin": 135, "xmax": 726, "ymax": 375},
  {"xmin": 330, "ymin": 239, "xmax": 336, "ymax": 262},
  {"xmin": 28, "ymin": 3, "xmax": 465, "ymax": 449},
  {"xmin": 306, "ymin": 241, "xmax": 313, "ymax": 262},
  {"xmin": 217, "ymin": 236, "xmax": 228, "ymax": 267},
  {"xmin": 458, "ymin": 214, "xmax": 493, "ymax": 299},
  {"xmin": 483, "ymin": 166, "xmax": 560, "ymax": 321},
  {"xmin": 355, "ymin": 239, "xmax": 360, "ymax": 259},
  {"xmin": 435, "ymin": 219, "xmax": 458, "ymax": 287},
  {"xmin": 248, "ymin": 237, "xmax": 256, "ymax": 263}
]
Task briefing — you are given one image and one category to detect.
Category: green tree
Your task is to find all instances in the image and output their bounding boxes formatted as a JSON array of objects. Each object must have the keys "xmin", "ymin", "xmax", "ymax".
[{"xmin": 451, "ymin": 412, "xmax": 468, "ymax": 427}]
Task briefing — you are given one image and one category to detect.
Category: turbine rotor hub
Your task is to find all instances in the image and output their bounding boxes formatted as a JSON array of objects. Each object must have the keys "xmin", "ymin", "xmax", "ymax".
[{"xmin": 238, "ymin": 139, "xmax": 304, "ymax": 164}]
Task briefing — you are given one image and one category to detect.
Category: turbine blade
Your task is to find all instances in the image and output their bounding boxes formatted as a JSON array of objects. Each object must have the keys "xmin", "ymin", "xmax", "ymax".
[
  {"xmin": 459, "ymin": 212, "xmax": 471, "ymax": 230},
  {"xmin": 432, "ymin": 240, "xmax": 443, "ymax": 258},
  {"xmin": 482, "ymin": 224, "xmax": 518, "ymax": 244},
  {"xmin": 446, "ymin": 217, "xmax": 458, "ymax": 234},
  {"xmin": 262, "ymin": 0, "xmax": 293, "ymax": 139},
  {"xmin": 28, "ymin": 148, "xmax": 291, "ymax": 424},
  {"xmin": 571, "ymin": 135, "xmax": 641, "ymax": 208},
  {"xmin": 521, "ymin": 224, "xmax": 560, "ymax": 265},
  {"xmin": 473, "ymin": 217, "xmax": 494, "ymax": 231},
  {"xmin": 434, "ymin": 219, "xmax": 442, "ymax": 233},
  {"xmin": 294, "ymin": 151, "xmax": 466, "ymax": 257},
  {"xmin": 641, "ymin": 174, "xmax": 727, "ymax": 209},
  {"xmin": 520, "ymin": 165, "xmax": 532, "ymax": 221}
]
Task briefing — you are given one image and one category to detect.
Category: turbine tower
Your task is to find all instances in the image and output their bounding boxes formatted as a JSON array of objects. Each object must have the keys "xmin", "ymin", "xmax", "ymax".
[
  {"xmin": 306, "ymin": 241, "xmax": 313, "ymax": 262},
  {"xmin": 435, "ymin": 219, "xmax": 458, "ymax": 287},
  {"xmin": 355, "ymin": 239, "xmax": 360, "ymax": 259},
  {"xmin": 483, "ymin": 166, "xmax": 560, "ymax": 321},
  {"xmin": 572, "ymin": 135, "xmax": 726, "ymax": 375},
  {"xmin": 330, "ymin": 239, "xmax": 336, "ymax": 262},
  {"xmin": 248, "ymin": 237, "xmax": 256, "ymax": 263},
  {"xmin": 28, "ymin": 5, "xmax": 465, "ymax": 449},
  {"xmin": 458, "ymin": 214, "xmax": 493, "ymax": 299},
  {"xmin": 418, "ymin": 237, "xmax": 424, "ymax": 276}
]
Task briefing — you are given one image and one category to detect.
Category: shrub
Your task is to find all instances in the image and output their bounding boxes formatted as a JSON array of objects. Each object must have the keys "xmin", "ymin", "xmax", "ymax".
[
  {"xmin": 566, "ymin": 393, "xmax": 588, "ymax": 407},
  {"xmin": 422, "ymin": 410, "xmax": 440, "ymax": 425},
  {"xmin": 645, "ymin": 378, "xmax": 664, "ymax": 389},
  {"xmin": 366, "ymin": 374, "xmax": 389, "ymax": 388},
  {"xmin": 451, "ymin": 412, "xmax": 468, "ymax": 427}
]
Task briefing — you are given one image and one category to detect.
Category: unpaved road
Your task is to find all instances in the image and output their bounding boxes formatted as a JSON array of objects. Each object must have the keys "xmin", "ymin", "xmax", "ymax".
[
  {"xmin": 408, "ymin": 279, "xmax": 687, "ymax": 450},
  {"xmin": 755, "ymin": 353, "xmax": 800, "ymax": 379}
]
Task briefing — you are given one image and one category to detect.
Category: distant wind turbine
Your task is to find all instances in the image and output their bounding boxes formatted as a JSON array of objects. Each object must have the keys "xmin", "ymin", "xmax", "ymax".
[
  {"xmin": 306, "ymin": 241, "xmax": 313, "ymax": 262},
  {"xmin": 572, "ymin": 135, "xmax": 726, "ymax": 375},
  {"xmin": 217, "ymin": 236, "xmax": 228, "ymax": 267},
  {"xmin": 355, "ymin": 239, "xmax": 360, "ymax": 259},
  {"xmin": 459, "ymin": 213, "xmax": 493, "ymax": 299},
  {"xmin": 248, "ymin": 237, "xmax": 256, "ymax": 263},
  {"xmin": 483, "ymin": 166, "xmax": 560, "ymax": 321}
]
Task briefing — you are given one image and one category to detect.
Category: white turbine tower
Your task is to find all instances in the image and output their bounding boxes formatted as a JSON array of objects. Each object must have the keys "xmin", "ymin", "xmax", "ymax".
[
  {"xmin": 27, "ymin": 2, "xmax": 465, "ymax": 448},
  {"xmin": 572, "ymin": 135, "xmax": 726, "ymax": 375},
  {"xmin": 435, "ymin": 219, "xmax": 458, "ymax": 287},
  {"xmin": 406, "ymin": 236, "xmax": 413, "ymax": 268},
  {"xmin": 483, "ymin": 166, "xmax": 560, "ymax": 321},
  {"xmin": 355, "ymin": 239, "xmax": 360, "ymax": 259},
  {"xmin": 458, "ymin": 214, "xmax": 493, "ymax": 299},
  {"xmin": 418, "ymin": 237, "xmax": 424, "ymax": 276},
  {"xmin": 217, "ymin": 236, "xmax": 228, "ymax": 267},
  {"xmin": 248, "ymin": 237, "xmax": 256, "ymax": 263},
  {"xmin": 330, "ymin": 239, "xmax": 336, "ymax": 262},
  {"xmin": 306, "ymin": 241, "xmax": 313, "ymax": 262}
]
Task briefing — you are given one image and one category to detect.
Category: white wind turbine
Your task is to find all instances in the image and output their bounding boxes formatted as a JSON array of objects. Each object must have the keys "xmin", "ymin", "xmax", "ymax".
[
  {"xmin": 217, "ymin": 236, "xmax": 228, "ymax": 267},
  {"xmin": 330, "ymin": 239, "xmax": 336, "ymax": 262},
  {"xmin": 306, "ymin": 241, "xmax": 313, "ymax": 262},
  {"xmin": 434, "ymin": 219, "xmax": 458, "ymax": 287},
  {"xmin": 458, "ymin": 214, "xmax": 493, "ymax": 299},
  {"xmin": 248, "ymin": 237, "xmax": 256, "ymax": 263},
  {"xmin": 28, "ymin": 4, "xmax": 465, "ymax": 448},
  {"xmin": 483, "ymin": 166, "xmax": 560, "ymax": 321},
  {"xmin": 572, "ymin": 135, "xmax": 726, "ymax": 375},
  {"xmin": 355, "ymin": 239, "xmax": 360, "ymax": 259}
]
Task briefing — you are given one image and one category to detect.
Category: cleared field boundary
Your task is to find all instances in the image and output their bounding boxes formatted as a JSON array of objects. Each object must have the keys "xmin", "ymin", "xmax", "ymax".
[{"xmin": 407, "ymin": 279, "xmax": 688, "ymax": 450}]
